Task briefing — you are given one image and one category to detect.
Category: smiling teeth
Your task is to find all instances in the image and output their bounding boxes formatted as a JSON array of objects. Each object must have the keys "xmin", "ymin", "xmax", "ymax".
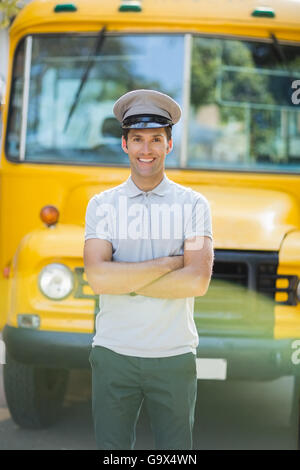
[{"xmin": 139, "ymin": 159, "xmax": 154, "ymax": 162}]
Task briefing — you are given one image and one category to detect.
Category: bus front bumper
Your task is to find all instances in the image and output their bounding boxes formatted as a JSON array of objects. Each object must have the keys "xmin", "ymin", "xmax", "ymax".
[
  {"xmin": 3, "ymin": 324, "xmax": 93, "ymax": 368},
  {"xmin": 2, "ymin": 324, "xmax": 300, "ymax": 378}
]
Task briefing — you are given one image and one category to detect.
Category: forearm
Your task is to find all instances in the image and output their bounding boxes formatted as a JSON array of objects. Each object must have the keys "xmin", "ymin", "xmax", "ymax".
[
  {"xmin": 135, "ymin": 266, "xmax": 210, "ymax": 299},
  {"xmin": 87, "ymin": 256, "xmax": 183, "ymax": 295}
]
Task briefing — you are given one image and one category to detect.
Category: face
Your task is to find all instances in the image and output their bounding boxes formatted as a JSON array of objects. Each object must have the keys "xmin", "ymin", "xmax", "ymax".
[{"xmin": 121, "ymin": 128, "xmax": 172, "ymax": 181}]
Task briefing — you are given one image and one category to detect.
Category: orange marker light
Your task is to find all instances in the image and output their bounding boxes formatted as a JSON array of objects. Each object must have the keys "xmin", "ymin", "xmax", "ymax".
[{"xmin": 40, "ymin": 205, "xmax": 59, "ymax": 227}]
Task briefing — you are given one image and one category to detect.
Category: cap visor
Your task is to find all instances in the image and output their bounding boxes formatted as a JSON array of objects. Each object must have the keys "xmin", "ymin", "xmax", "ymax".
[{"xmin": 122, "ymin": 122, "xmax": 171, "ymax": 129}]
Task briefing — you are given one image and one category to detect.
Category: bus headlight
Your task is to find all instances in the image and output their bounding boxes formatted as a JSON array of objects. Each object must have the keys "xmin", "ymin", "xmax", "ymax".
[{"xmin": 38, "ymin": 263, "xmax": 74, "ymax": 300}]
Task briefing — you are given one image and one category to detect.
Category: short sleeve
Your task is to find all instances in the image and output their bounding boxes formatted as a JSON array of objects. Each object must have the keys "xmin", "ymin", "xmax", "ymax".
[
  {"xmin": 184, "ymin": 194, "xmax": 213, "ymax": 241},
  {"xmin": 84, "ymin": 196, "xmax": 114, "ymax": 243}
]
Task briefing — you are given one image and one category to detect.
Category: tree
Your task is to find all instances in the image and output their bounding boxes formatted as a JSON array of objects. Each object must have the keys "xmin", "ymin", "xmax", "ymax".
[{"xmin": 0, "ymin": 0, "xmax": 26, "ymax": 29}]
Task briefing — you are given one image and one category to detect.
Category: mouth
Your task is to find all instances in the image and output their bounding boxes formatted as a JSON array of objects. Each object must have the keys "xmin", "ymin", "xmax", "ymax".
[{"xmin": 137, "ymin": 158, "xmax": 155, "ymax": 164}]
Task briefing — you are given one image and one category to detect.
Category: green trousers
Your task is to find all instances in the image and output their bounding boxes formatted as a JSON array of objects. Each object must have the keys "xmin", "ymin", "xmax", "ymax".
[{"xmin": 89, "ymin": 345, "xmax": 197, "ymax": 450}]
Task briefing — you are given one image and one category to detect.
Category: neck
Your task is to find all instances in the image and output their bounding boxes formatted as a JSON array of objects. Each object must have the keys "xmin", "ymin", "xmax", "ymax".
[{"xmin": 131, "ymin": 172, "xmax": 165, "ymax": 192}]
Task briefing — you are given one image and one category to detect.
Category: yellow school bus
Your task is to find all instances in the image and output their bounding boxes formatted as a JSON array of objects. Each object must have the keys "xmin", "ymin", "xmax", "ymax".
[{"xmin": 0, "ymin": 0, "xmax": 300, "ymax": 432}]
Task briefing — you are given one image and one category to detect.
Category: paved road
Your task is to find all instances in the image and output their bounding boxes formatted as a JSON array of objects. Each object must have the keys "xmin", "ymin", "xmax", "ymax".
[{"xmin": 0, "ymin": 352, "xmax": 299, "ymax": 449}]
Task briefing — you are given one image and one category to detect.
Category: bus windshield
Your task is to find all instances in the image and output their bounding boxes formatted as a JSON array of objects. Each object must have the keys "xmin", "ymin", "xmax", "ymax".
[{"xmin": 6, "ymin": 33, "xmax": 300, "ymax": 172}]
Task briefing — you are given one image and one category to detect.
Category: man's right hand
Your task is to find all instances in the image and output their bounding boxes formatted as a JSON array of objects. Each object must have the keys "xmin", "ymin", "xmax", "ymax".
[{"xmin": 165, "ymin": 255, "xmax": 184, "ymax": 271}]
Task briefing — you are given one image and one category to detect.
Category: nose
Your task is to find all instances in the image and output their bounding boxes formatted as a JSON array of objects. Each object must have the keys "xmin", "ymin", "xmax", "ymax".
[{"xmin": 140, "ymin": 140, "xmax": 152, "ymax": 155}]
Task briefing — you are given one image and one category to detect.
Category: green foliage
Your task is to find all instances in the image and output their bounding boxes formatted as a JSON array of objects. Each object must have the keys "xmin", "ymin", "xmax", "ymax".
[{"xmin": 0, "ymin": 0, "xmax": 25, "ymax": 29}]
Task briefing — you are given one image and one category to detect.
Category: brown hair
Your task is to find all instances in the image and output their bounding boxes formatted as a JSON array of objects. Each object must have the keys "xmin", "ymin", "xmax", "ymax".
[{"xmin": 122, "ymin": 126, "xmax": 172, "ymax": 143}]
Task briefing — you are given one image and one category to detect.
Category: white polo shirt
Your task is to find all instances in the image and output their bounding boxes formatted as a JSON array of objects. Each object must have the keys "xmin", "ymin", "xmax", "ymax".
[{"xmin": 85, "ymin": 173, "xmax": 213, "ymax": 358}]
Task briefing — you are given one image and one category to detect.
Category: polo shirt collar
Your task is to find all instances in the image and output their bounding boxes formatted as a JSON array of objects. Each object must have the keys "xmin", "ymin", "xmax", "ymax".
[{"xmin": 126, "ymin": 174, "xmax": 170, "ymax": 198}]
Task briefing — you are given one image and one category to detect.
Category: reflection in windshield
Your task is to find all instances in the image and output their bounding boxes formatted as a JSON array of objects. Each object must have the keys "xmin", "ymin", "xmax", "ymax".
[
  {"xmin": 63, "ymin": 26, "xmax": 107, "ymax": 133},
  {"xmin": 189, "ymin": 38, "xmax": 300, "ymax": 171},
  {"xmin": 7, "ymin": 34, "xmax": 184, "ymax": 166},
  {"xmin": 6, "ymin": 34, "xmax": 300, "ymax": 172}
]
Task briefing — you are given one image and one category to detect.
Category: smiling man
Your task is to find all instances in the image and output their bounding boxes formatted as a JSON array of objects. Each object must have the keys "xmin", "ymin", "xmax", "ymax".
[{"xmin": 84, "ymin": 89, "xmax": 214, "ymax": 450}]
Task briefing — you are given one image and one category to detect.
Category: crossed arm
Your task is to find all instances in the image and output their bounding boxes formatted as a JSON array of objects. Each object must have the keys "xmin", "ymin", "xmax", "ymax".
[{"xmin": 83, "ymin": 236, "xmax": 214, "ymax": 299}]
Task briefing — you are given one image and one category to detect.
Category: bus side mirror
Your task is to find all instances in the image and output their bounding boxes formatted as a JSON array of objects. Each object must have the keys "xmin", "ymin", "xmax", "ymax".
[
  {"xmin": 102, "ymin": 117, "xmax": 122, "ymax": 139},
  {"xmin": 0, "ymin": 77, "xmax": 6, "ymax": 141},
  {"xmin": 0, "ymin": 77, "xmax": 6, "ymax": 117}
]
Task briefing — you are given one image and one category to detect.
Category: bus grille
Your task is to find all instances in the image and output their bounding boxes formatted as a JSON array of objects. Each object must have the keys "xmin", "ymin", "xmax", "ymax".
[
  {"xmin": 194, "ymin": 250, "xmax": 279, "ymax": 338},
  {"xmin": 74, "ymin": 250, "xmax": 298, "ymax": 339}
]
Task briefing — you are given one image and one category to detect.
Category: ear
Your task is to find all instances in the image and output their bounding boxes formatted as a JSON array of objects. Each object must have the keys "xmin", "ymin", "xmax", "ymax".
[
  {"xmin": 121, "ymin": 136, "xmax": 129, "ymax": 154},
  {"xmin": 166, "ymin": 139, "xmax": 173, "ymax": 155}
]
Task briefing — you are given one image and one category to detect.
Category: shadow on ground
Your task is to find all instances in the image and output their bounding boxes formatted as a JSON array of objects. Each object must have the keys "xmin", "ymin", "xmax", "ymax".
[{"xmin": 0, "ymin": 366, "xmax": 298, "ymax": 450}]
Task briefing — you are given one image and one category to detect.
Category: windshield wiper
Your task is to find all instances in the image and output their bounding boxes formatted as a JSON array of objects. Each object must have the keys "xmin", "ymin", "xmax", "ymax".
[
  {"xmin": 270, "ymin": 32, "xmax": 294, "ymax": 77},
  {"xmin": 270, "ymin": 32, "xmax": 298, "ymax": 103},
  {"xmin": 64, "ymin": 26, "xmax": 107, "ymax": 132}
]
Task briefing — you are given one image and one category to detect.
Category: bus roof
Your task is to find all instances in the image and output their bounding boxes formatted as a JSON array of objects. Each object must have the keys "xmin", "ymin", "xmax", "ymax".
[{"xmin": 10, "ymin": 0, "xmax": 300, "ymax": 42}]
